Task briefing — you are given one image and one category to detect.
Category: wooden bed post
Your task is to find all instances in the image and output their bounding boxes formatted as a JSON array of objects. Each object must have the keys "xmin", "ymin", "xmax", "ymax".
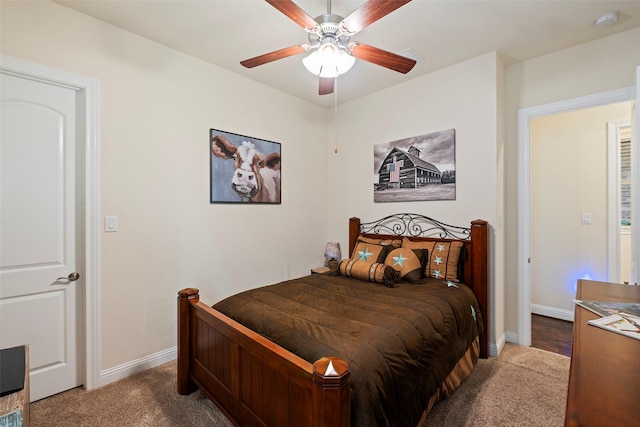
[
  {"xmin": 348, "ymin": 217, "xmax": 361, "ymax": 256},
  {"xmin": 312, "ymin": 357, "xmax": 350, "ymax": 427},
  {"xmin": 470, "ymin": 220, "xmax": 489, "ymax": 358},
  {"xmin": 177, "ymin": 288, "xmax": 199, "ymax": 395}
]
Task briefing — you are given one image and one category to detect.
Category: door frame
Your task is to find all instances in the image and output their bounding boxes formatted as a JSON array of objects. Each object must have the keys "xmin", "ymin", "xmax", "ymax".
[
  {"xmin": 607, "ymin": 119, "xmax": 632, "ymax": 284},
  {"xmin": 632, "ymin": 66, "xmax": 640, "ymax": 287},
  {"xmin": 517, "ymin": 87, "xmax": 633, "ymax": 346},
  {"xmin": 1, "ymin": 55, "xmax": 101, "ymax": 390}
]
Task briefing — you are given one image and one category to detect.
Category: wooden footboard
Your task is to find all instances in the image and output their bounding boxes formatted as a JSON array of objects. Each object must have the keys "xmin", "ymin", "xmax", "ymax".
[{"xmin": 177, "ymin": 288, "xmax": 350, "ymax": 427}]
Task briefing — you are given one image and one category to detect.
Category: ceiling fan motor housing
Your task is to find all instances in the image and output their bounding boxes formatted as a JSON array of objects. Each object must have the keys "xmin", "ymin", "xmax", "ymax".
[{"xmin": 308, "ymin": 13, "xmax": 350, "ymax": 49}]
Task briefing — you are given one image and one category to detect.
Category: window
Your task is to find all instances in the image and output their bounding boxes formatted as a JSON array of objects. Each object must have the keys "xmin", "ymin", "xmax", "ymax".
[{"xmin": 620, "ymin": 134, "xmax": 631, "ymax": 226}]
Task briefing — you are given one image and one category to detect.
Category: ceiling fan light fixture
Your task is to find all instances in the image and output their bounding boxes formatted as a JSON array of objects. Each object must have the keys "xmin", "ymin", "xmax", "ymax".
[
  {"xmin": 244, "ymin": 0, "xmax": 414, "ymax": 95},
  {"xmin": 302, "ymin": 39, "xmax": 355, "ymax": 77}
]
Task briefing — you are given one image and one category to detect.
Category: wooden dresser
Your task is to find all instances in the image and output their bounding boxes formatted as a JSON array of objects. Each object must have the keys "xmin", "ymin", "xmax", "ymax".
[{"xmin": 565, "ymin": 280, "xmax": 640, "ymax": 426}]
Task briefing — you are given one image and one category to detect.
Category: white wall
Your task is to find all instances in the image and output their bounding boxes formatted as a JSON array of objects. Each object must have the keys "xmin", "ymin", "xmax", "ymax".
[
  {"xmin": 0, "ymin": 1, "xmax": 328, "ymax": 371},
  {"xmin": 8, "ymin": 0, "xmax": 638, "ymax": 372},
  {"xmin": 327, "ymin": 52, "xmax": 501, "ymax": 351},
  {"xmin": 530, "ymin": 102, "xmax": 632, "ymax": 316},
  {"xmin": 505, "ymin": 27, "xmax": 640, "ymax": 336}
]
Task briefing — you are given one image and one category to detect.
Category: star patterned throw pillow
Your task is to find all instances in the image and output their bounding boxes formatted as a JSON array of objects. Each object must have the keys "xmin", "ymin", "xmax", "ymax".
[
  {"xmin": 384, "ymin": 248, "xmax": 428, "ymax": 284},
  {"xmin": 428, "ymin": 241, "xmax": 463, "ymax": 282},
  {"xmin": 349, "ymin": 242, "xmax": 392, "ymax": 264},
  {"xmin": 401, "ymin": 238, "xmax": 464, "ymax": 282}
]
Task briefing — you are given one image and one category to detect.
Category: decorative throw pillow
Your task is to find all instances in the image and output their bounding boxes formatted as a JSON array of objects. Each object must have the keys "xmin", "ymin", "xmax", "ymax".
[
  {"xmin": 338, "ymin": 259, "xmax": 400, "ymax": 288},
  {"xmin": 356, "ymin": 235, "xmax": 402, "ymax": 248},
  {"xmin": 401, "ymin": 237, "xmax": 435, "ymax": 252},
  {"xmin": 401, "ymin": 238, "xmax": 434, "ymax": 274},
  {"xmin": 350, "ymin": 241, "xmax": 393, "ymax": 263},
  {"xmin": 384, "ymin": 248, "xmax": 428, "ymax": 284},
  {"xmin": 428, "ymin": 241, "xmax": 464, "ymax": 282},
  {"xmin": 402, "ymin": 237, "xmax": 463, "ymax": 282}
]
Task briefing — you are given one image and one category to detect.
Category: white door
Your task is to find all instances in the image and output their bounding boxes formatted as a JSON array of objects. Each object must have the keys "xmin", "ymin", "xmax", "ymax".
[{"xmin": 0, "ymin": 71, "xmax": 83, "ymax": 401}]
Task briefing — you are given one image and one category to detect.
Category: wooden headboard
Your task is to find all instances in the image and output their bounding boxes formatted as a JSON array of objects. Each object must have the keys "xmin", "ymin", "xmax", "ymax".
[{"xmin": 348, "ymin": 214, "xmax": 489, "ymax": 358}]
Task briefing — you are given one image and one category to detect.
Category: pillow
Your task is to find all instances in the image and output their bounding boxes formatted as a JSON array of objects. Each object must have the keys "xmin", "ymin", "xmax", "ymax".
[
  {"xmin": 350, "ymin": 241, "xmax": 393, "ymax": 263},
  {"xmin": 384, "ymin": 248, "xmax": 428, "ymax": 284},
  {"xmin": 338, "ymin": 259, "xmax": 400, "ymax": 287},
  {"xmin": 402, "ymin": 237, "xmax": 435, "ymax": 252},
  {"xmin": 428, "ymin": 241, "xmax": 464, "ymax": 282},
  {"xmin": 356, "ymin": 235, "xmax": 402, "ymax": 248},
  {"xmin": 402, "ymin": 237, "xmax": 464, "ymax": 282}
]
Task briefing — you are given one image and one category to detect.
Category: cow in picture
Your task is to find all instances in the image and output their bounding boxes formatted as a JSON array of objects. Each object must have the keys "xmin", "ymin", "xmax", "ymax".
[{"xmin": 211, "ymin": 134, "xmax": 281, "ymax": 203}]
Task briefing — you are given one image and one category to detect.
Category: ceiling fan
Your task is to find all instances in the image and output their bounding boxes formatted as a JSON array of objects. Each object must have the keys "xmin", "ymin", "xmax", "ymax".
[{"xmin": 240, "ymin": 0, "xmax": 417, "ymax": 95}]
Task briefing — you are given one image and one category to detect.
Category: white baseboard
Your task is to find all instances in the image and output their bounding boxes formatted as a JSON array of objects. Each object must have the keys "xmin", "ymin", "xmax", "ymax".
[
  {"xmin": 99, "ymin": 346, "xmax": 177, "ymax": 387},
  {"xmin": 531, "ymin": 304, "xmax": 574, "ymax": 322},
  {"xmin": 505, "ymin": 331, "xmax": 519, "ymax": 345},
  {"xmin": 504, "ymin": 306, "xmax": 573, "ymax": 346},
  {"xmin": 490, "ymin": 332, "xmax": 506, "ymax": 357}
]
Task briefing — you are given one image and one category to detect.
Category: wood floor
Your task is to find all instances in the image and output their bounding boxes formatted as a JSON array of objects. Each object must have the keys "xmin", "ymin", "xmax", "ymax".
[{"xmin": 530, "ymin": 314, "xmax": 573, "ymax": 357}]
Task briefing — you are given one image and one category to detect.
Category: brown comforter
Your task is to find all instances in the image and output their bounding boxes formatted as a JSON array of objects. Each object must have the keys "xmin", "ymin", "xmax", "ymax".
[{"xmin": 213, "ymin": 273, "xmax": 483, "ymax": 427}]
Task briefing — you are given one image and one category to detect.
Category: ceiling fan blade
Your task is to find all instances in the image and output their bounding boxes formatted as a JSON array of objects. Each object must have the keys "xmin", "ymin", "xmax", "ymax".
[
  {"xmin": 340, "ymin": 0, "xmax": 411, "ymax": 35},
  {"xmin": 319, "ymin": 77, "xmax": 335, "ymax": 95},
  {"xmin": 350, "ymin": 43, "xmax": 416, "ymax": 74},
  {"xmin": 240, "ymin": 45, "xmax": 307, "ymax": 68},
  {"xmin": 265, "ymin": 0, "xmax": 320, "ymax": 31}
]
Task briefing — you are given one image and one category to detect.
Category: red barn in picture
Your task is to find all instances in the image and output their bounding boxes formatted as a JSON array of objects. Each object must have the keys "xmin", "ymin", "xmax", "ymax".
[{"xmin": 374, "ymin": 129, "xmax": 455, "ymax": 202}]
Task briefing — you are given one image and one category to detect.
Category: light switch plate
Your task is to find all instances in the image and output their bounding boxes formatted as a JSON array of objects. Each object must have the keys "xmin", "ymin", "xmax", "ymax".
[
  {"xmin": 581, "ymin": 213, "xmax": 591, "ymax": 225},
  {"xmin": 104, "ymin": 216, "xmax": 118, "ymax": 232}
]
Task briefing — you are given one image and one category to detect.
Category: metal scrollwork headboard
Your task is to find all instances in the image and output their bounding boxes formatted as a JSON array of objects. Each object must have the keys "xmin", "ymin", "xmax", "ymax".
[{"xmin": 359, "ymin": 213, "xmax": 471, "ymax": 240}]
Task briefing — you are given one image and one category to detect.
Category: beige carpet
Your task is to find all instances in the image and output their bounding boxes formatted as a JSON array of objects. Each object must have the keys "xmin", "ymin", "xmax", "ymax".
[
  {"xmin": 31, "ymin": 343, "xmax": 569, "ymax": 427},
  {"xmin": 424, "ymin": 344, "xmax": 570, "ymax": 426}
]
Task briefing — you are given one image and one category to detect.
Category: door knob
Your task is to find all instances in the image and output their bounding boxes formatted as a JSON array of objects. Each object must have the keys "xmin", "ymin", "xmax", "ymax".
[{"xmin": 57, "ymin": 272, "xmax": 80, "ymax": 282}]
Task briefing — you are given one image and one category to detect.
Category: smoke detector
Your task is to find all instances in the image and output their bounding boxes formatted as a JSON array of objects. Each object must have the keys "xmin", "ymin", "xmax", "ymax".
[{"xmin": 594, "ymin": 12, "xmax": 619, "ymax": 28}]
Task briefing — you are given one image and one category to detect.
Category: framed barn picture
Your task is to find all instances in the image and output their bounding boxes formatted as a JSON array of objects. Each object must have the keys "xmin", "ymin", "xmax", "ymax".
[
  {"xmin": 374, "ymin": 129, "xmax": 455, "ymax": 202},
  {"xmin": 210, "ymin": 129, "xmax": 281, "ymax": 204}
]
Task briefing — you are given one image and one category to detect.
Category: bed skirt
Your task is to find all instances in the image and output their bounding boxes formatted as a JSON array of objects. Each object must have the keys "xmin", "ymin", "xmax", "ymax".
[{"xmin": 418, "ymin": 336, "xmax": 480, "ymax": 426}]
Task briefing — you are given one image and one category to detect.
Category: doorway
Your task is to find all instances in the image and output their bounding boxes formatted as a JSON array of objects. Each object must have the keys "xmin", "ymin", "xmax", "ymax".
[
  {"xmin": 517, "ymin": 87, "xmax": 635, "ymax": 346},
  {"xmin": 0, "ymin": 55, "xmax": 100, "ymax": 400}
]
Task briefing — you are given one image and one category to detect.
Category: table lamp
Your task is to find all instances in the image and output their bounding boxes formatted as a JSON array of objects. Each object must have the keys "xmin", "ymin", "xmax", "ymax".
[{"xmin": 324, "ymin": 242, "xmax": 341, "ymax": 272}]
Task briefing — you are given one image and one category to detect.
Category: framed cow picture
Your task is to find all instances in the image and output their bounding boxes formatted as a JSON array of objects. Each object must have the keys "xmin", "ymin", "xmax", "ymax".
[
  {"xmin": 210, "ymin": 129, "xmax": 281, "ymax": 204},
  {"xmin": 373, "ymin": 128, "xmax": 455, "ymax": 202}
]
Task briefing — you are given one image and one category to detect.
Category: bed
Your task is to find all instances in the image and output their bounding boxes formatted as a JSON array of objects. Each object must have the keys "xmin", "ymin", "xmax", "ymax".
[{"xmin": 177, "ymin": 213, "xmax": 489, "ymax": 426}]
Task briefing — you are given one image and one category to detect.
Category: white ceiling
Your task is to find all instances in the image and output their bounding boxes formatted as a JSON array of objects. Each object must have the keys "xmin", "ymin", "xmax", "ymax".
[{"xmin": 55, "ymin": 0, "xmax": 640, "ymax": 108}]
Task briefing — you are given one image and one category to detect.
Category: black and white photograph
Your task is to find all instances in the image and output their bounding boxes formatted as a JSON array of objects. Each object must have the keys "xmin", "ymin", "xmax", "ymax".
[
  {"xmin": 374, "ymin": 129, "xmax": 456, "ymax": 202},
  {"xmin": 210, "ymin": 129, "xmax": 281, "ymax": 204}
]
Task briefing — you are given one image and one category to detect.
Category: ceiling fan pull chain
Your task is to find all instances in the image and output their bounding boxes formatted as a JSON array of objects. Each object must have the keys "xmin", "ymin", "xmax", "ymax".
[{"xmin": 334, "ymin": 76, "xmax": 339, "ymax": 154}]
